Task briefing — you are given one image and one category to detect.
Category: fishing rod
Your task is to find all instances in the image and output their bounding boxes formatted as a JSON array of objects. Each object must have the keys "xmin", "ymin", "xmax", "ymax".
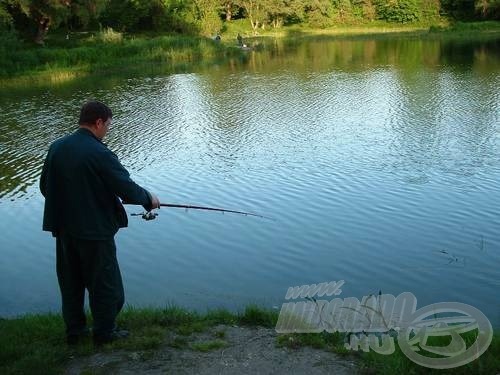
[{"xmin": 126, "ymin": 202, "xmax": 274, "ymax": 221}]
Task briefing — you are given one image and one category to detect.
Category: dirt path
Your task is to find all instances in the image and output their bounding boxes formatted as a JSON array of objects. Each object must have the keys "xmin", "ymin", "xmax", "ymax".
[{"xmin": 65, "ymin": 325, "xmax": 359, "ymax": 374}]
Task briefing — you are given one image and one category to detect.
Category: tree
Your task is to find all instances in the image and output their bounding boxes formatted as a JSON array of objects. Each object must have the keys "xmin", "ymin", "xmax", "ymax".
[
  {"xmin": 192, "ymin": 0, "xmax": 222, "ymax": 36},
  {"xmin": 419, "ymin": 0, "xmax": 439, "ymax": 19},
  {"xmin": 332, "ymin": 0, "xmax": 354, "ymax": 22},
  {"xmin": 475, "ymin": 0, "xmax": 500, "ymax": 18},
  {"xmin": 67, "ymin": 0, "xmax": 109, "ymax": 29},
  {"xmin": 0, "ymin": 1, "xmax": 14, "ymax": 29},
  {"xmin": 98, "ymin": 0, "xmax": 198, "ymax": 34},
  {"xmin": 5, "ymin": 0, "xmax": 69, "ymax": 44},
  {"xmin": 360, "ymin": 0, "xmax": 377, "ymax": 20},
  {"xmin": 5, "ymin": 0, "xmax": 109, "ymax": 43},
  {"xmin": 266, "ymin": 0, "xmax": 303, "ymax": 28},
  {"xmin": 221, "ymin": 0, "xmax": 238, "ymax": 21},
  {"xmin": 236, "ymin": 0, "xmax": 267, "ymax": 32},
  {"xmin": 99, "ymin": 0, "xmax": 152, "ymax": 31},
  {"xmin": 266, "ymin": 0, "xmax": 285, "ymax": 27},
  {"xmin": 440, "ymin": 0, "xmax": 475, "ymax": 19},
  {"xmin": 375, "ymin": 0, "xmax": 422, "ymax": 22},
  {"xmin": 304, "ymin": 0, "xmax": 334, "ymax": 28}
]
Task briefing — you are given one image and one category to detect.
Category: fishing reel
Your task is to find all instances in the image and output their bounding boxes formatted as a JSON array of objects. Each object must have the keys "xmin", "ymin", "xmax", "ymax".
[{"xmin": 131, "ymin": 211, "xmax": 158, "ymax": 221}]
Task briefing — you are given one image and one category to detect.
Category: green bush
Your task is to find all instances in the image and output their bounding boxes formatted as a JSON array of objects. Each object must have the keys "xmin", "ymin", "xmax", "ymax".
[
  {"xmin": 0, "ymin": 30, "xmax": 21, "ymax": 75},
  {"xmin": 307, "ymin": 9, "xmax": 335, "ymax": 28},
  {"xmin": 376, "ymin": 0, "xmax": 422, "ymax": 22},
  {"xmin": 0, "ymin": 4, "xmax": 13, "ymax": 31},
  {"xmin": 98, "ymin": 0, "xmax": 198, "ymax": 34},
  {"xmin": 440, "ymin": 0, "xmax": 476, "ymax": 20}
]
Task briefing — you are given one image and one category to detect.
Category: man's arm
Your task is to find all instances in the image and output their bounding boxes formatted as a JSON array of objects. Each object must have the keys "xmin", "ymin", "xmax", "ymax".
[
  {"xmin": 39, "ymin": 150, "xmax": 50, "ymax": 198},
  {"xmin": 98, "ymin": 149, "xmax": 159, "ymax": 211}
]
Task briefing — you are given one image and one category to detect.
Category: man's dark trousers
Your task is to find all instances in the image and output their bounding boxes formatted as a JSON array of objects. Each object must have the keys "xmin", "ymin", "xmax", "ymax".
[{"xmin": 56, "ymin": 232, "xmax": 124, "ymax": 337}]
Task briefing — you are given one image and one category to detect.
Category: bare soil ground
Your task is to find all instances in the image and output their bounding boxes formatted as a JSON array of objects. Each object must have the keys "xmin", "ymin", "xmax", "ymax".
[{"xmin": 65, "ymin": 325, "xmax": 359, "ymax": 374}]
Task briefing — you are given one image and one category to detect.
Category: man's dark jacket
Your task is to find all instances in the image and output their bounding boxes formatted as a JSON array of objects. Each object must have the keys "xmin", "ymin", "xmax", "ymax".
[{"xmin": 40, "ymin": 128, "xmax": 152, "ymax": 239}]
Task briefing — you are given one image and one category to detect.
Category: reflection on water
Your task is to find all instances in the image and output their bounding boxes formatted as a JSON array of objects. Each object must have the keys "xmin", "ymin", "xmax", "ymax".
[{"xmin": 0, "ymin": 35, "xmax": 499, "ymax": 326}]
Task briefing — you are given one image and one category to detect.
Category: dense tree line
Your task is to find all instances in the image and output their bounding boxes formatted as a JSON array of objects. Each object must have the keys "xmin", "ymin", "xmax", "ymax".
[{"xmin": 0, "ymin": 0, "xmax": 498, "ymax": 44}]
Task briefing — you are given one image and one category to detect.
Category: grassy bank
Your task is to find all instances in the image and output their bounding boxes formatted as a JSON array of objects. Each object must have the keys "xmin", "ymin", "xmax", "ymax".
[
  {"xmin": 221, "ymin": 19, "xmax": 500, "ymax": 39},
  {"xmin": 360, "ymin": 331, "xmax": 500, "ymax": 374},
  {"xmin": 0, "ymin": 305, "xmax": 278, "ymax": 375},
  {"xmin": 278, "ymin": 330, "xmax": 500, "ymax": 374},
  {"xmin": 1, "ymin": 305, "xmax": 498, "ymax": 375},
  {"xmin": 1, "ymin": 21, "xmax": 499, "ymax": 87},
  {"xmin": 429, "ymin": 20, "xmax": 500, "ymax": 34},
  {"xmin": 0, "ymin": 31, "xmax": 243, "ymax": 86}
]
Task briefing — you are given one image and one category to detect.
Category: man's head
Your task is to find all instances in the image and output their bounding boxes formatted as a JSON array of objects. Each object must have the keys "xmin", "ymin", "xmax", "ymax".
[{"xmin": 79, "ymin": 101, "xmax": 113, "ymax": 140}]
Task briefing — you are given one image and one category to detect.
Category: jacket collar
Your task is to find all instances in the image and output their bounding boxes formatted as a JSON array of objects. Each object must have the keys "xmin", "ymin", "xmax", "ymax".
[{"xmin": 76, "ymin": 127, "xmax": 104, "ymax": 144}]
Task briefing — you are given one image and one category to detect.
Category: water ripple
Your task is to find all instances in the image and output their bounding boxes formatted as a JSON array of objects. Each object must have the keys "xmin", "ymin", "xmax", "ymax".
[{"xmin": 1, "ymin": 36, "xmax": 499, "ymax": 324}]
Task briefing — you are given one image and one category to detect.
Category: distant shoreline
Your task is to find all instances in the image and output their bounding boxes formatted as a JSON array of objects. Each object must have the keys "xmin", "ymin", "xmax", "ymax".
[{"xmin": 1, "ymin": 21, "xmax": 499, "ymax": 88}]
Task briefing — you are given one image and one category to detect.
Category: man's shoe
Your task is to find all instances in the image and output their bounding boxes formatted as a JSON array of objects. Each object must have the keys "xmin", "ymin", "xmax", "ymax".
[
  {"xmin": 66, "ymin": 328, "xmax": 91, "ymax": 345},
  {"xmin": 93, "ymin": 328, "xmax": 129, "ymax": 346}
]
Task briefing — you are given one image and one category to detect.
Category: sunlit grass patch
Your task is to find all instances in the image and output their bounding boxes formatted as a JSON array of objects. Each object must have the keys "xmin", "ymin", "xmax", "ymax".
[{"xmin": 98, "ymin": 28, "xmax": 123, "ymax": 44}]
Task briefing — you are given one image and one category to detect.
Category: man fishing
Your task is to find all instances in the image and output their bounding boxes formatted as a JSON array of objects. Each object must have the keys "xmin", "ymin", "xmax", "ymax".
[{"xmin": 40, "ymin": 100, "xmax": 160, "ymax": 345}]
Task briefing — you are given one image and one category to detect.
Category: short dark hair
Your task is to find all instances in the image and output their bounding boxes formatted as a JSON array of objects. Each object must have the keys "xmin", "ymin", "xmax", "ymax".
[{"xmin": 79, "ymin": 101, "xmax": 112, "ymax": 126}]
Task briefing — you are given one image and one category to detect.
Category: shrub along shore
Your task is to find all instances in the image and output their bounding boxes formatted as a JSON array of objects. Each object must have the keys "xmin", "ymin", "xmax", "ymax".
[
  {"xmin": 0, "ymin": 32, "xmax": 237, "ymax": 85},
  {"xmin": 0, "ymin": 20, "xmax": 499, "ymax": 87},
  {"xmin": 0, "ymin": 305, "xmax": 498, "ymax": 374}
]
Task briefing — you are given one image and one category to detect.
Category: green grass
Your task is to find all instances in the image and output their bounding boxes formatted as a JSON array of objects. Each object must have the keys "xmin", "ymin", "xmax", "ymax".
[
  {"xmin": 0, "ymin": 313, "xmax": 90, "ymax": 375},
  {"xmin": 176, "ymin": 321, "xmax": 207, "ymax": 336},
  {"xmin": 1, "ymin": 306, "xmax": 499, "ymax": 374},
  {"xmin": 0, "ymin": 304, "xmax": 278, "ymax": 375},
  {"xmin": 358, "ymin": 330, "xmax": 500, "ymax": 375},
  {"xmin": 430, "ymin": 20, "xmax": 500, "ymax": 33},
  {"xmin": 275, "ymin": 329, "xmax": 500, "ymax": 374},
  {"xmin": 239, "ymin": 304, "xmax": 278, "ymax": 327},
  {"xmin": 0, "ymin": 32, "xmax": 242, "ymax": 84},
  {"xmin": 214, "ymin": 329, "xmax": 226, "ymax": 339}
]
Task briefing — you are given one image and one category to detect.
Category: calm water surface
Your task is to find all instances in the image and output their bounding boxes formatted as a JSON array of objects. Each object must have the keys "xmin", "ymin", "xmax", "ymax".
[{"xmin": 1, "ymin": 35, "xmax": 499, "ymax": 327}]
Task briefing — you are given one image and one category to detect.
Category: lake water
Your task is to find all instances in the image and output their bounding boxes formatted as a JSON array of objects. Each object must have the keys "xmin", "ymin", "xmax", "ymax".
[{"xmin": 0, "ymin": 35, "xmax": 499, "ymax": 327}]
